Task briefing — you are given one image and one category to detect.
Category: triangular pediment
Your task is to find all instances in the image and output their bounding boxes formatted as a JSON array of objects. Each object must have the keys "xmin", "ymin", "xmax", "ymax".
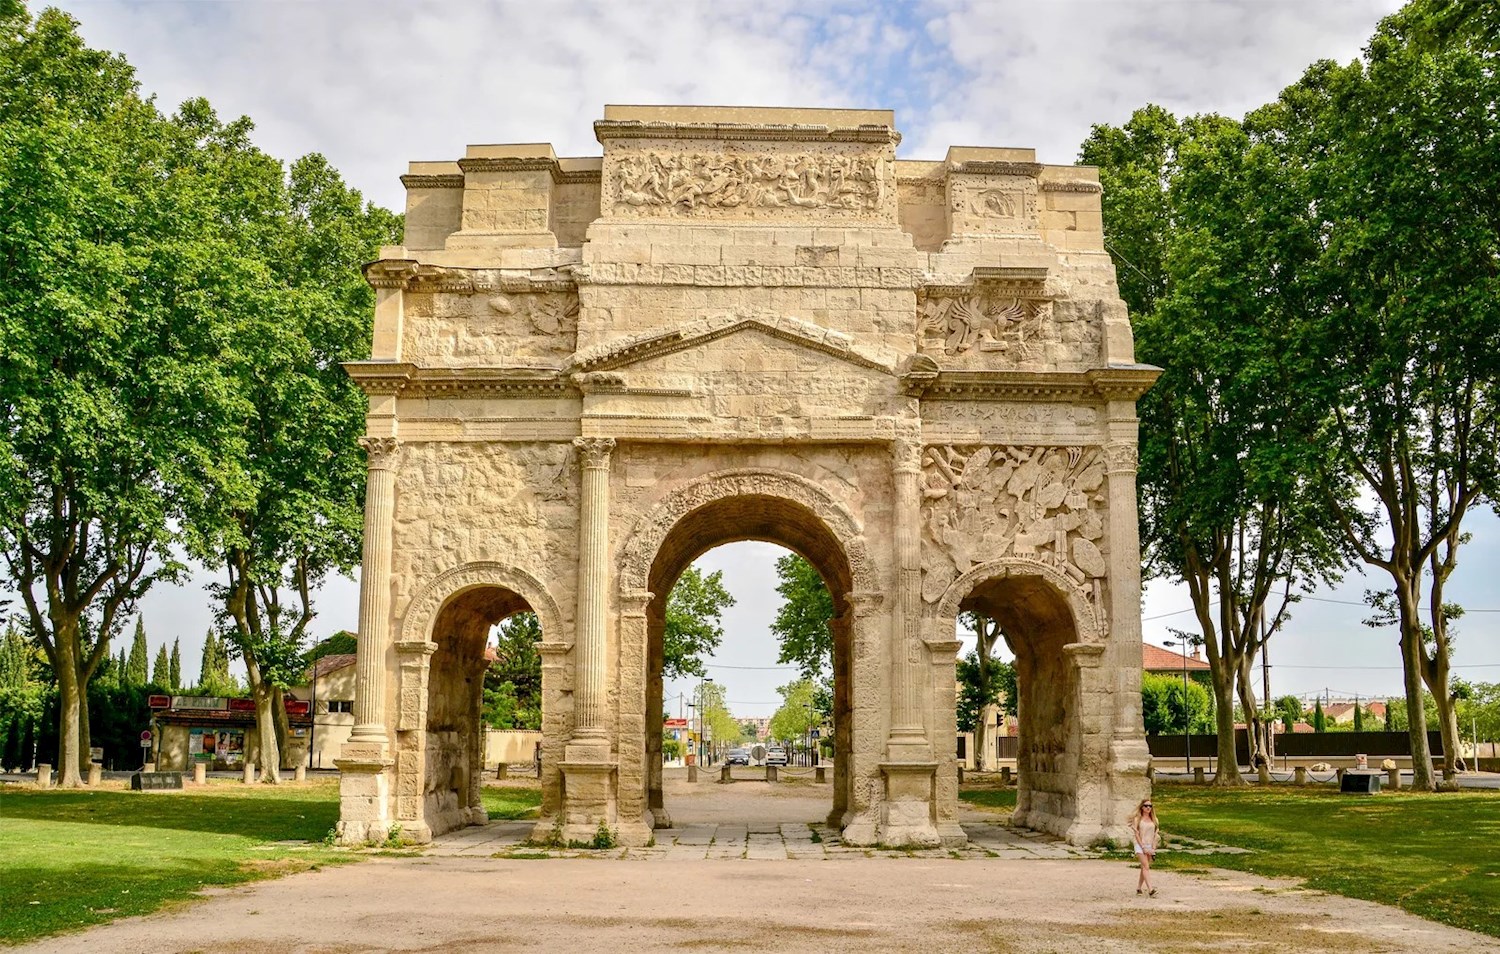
[{"xmin": 569, "ymin": 314, "xmax": 900, "ymax": 375}]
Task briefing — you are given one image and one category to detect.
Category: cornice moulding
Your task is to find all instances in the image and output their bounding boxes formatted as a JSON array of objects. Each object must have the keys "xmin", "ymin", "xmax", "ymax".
[{"xmin": 594, "ymin": 119, "xmax": 901, "ymax": 146}]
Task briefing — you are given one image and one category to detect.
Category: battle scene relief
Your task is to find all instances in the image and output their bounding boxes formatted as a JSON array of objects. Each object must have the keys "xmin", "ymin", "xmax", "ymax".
[{"xmin": 920, "ymin": 444, "xmax": 1109, "ymax": 633}]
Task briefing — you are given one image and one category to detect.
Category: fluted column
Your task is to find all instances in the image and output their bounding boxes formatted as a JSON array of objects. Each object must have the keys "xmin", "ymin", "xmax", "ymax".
[
  {"xmin": 573, "ymin": 437, "xmax": 615, "ymax": 740},
  {"xmin": 350, "ymin": 437, "xmax": 401, "ymax": 746},
  {"xmin": 888, "ymin": 435, "xmax": 928, "ymax": 755}
]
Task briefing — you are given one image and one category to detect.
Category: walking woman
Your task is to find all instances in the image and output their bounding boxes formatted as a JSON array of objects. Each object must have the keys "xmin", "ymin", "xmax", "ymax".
[{"xmin": 1129, "ymin": 797, "xmax": 1161, "ymax": 895}]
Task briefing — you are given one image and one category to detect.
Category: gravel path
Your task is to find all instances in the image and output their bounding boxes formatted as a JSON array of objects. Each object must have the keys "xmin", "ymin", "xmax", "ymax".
[{"xmin": 15, "ymin": 775, "xmax": 1494, "ymax": 953}]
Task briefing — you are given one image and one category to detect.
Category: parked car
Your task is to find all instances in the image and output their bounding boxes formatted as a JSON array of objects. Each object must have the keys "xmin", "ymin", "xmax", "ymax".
[
  {"xmin": 727, "ymin": 748, "xmax": 751, "ymax": 765},
  {"xmin": 766, "ymin": 747, "xmax": 788, "ymax": 766}
]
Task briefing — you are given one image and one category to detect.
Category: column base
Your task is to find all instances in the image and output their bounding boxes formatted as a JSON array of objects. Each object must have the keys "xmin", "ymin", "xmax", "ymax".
[
  {"xmin": 560, "ymin": 758, "xmax": 617, "ymax": 836},
  {"xmin": 877, "ymin": 760, "xmax": 941, "ymax": 848},
  {"xmin": 335, "ymin": 754, "xmax": 393, "ymax": 846}
]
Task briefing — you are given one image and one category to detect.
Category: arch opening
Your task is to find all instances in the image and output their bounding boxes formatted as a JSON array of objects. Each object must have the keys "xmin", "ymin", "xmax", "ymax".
[
  {"xmin": 643, "ymin": 493, "xmax": 857, "ymax": 830},
  {"xmin": 425, "ymin": 586, "xmax": 539, "ymax": 838},
  {"xmin": 957, "ymin": 571, "xmax": 1082, "ymax": 834}
]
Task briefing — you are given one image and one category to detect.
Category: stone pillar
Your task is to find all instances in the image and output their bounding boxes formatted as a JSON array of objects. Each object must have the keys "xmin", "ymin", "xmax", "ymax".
[
  {"xmin": 1065, "ymin": 642, "xmax": 1108, "ymax": 845},
  {"xmin": 350, "ymin": 436, "xmax": 401, "ymax": 747},
  {"xmin": 887, "ymin": 437, "xmax": 928, "ymax": 757},
  {"xmin": 876, "ymin": 436, "xmax": 940, "ymax": 848},
  {"xmin": 87, "ymin": 762, "xmax": 102, "ymax": 786},
  {"xmin": 393, "ymin": 640, "xmax": 437, "ymax": 842},
  {"xmin": 571, "ymin": 437, "xmax": 614, "ymax": 748},
  {"xmin": 193, "ymin": 762, "xmax": 207, "ymax": 785},
  {"xmin": 1100, "ymin": 433, "xmax": 1151, "ymax": 842},
  {"xmin": 336, "ymin": 436, "xmax": 400, "ymax": 845}
]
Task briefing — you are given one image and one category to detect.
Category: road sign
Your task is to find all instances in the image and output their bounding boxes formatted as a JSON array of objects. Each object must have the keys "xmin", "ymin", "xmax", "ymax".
[
  {"xmin": 140, "ymin": 739, "xmax": 151, "ymax": 748},
  {"xmin": 140, "ymin": 730, "xmax": 152, "ymax": 742}
]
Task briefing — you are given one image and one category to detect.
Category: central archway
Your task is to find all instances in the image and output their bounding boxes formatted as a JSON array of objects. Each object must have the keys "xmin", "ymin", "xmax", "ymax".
[{"xmin": 617, "ymin": 469, "xmax": 878, "ymax": 834}]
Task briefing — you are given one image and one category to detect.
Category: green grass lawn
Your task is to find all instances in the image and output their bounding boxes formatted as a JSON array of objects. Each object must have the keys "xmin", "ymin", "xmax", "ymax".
[
  {"xmin": 481, "ymin": 784, "xmax": 542, "ymax": 820},
  {"xmin": 0, "ymin": 779, "xmax": 352, "ymax": 946},
  {"xmin": 958, "ymin": 782, "xmax": 1500, "ymax": 939},
  {"xmin": 1151, "ymin": 786, "xmax": 1500, "ymax": 939}
]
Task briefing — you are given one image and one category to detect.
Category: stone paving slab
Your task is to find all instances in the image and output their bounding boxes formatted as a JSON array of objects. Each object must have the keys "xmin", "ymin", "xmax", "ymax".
[{"xmin": 430, "ymin": 817, "xmax": 1247, "ymax": 861}]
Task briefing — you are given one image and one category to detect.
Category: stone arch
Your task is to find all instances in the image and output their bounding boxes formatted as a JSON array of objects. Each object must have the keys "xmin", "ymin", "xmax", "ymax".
[
  {"xmin": 392, "ymin": 561, "xmax": 565, "ymax": 842},
  {"xmin": 933, "ymin": 557, "xmax": 1104, "ymax": 841},
  {"xmin": 617, "ymin": 468, "xmax": 876, "ymax": 598},
  {"xmin": 616, "ymin": 467, "xmax": 876, "ymax": 832},
  {"xmin": 400, "ymin": 560, "xmax": 564, "ymax": 648},
  {"xmin": 933, "ymin": 558, "xmax": 1103, "ymax": 643}
]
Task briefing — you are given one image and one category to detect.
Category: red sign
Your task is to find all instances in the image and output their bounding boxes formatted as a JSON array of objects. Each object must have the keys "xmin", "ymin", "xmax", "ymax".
[
  {"xmin": 663, "ymin": 718, "xmax": 688, "ymax": 728},
  {"xmin": 284, "ymin": 700, "xmax": 310, "ymax": 716},
  {"xmin": 140, "ymin": 730, "xmax": 152, "ymax": 742},
  {"xmin": 228, "ymin": 697, "xmax": 256, "ymax": 712},
  {"xmin": 147, "ymin": 694, "xmax": 171, "ymax": 709}
]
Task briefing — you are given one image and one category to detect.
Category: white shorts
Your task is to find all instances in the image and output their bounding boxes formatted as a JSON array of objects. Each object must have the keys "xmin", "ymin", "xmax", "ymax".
[{"xmin": 1133, "ymin": 843, "xmax": 1153, "ymax": 856}]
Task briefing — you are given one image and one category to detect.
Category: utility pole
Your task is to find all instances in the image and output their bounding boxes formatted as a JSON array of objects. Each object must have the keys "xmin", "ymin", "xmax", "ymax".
[{"xmin": 1261, "ymin": 622, "xmax": 1274, "ymax": 765}]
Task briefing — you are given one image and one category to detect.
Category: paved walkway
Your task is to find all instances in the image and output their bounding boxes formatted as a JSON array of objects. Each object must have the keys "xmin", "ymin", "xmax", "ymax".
[{"xmin": 427, "ymin": 810, "xmax": 1247, "ymax": 861}]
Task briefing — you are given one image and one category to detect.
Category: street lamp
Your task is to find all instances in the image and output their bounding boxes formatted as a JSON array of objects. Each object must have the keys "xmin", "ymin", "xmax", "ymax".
[{"xmin": 1163, "ymin": 636, "xmax": 1199, "ymax": 774}]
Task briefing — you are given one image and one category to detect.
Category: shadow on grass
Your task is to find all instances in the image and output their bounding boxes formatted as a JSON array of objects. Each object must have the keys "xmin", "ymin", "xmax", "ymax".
[
  {"xmin": 958, "ymin": 788, "xmax": 1018, "ymax": 812},
  {"xmin": 2, "ymin": 788, "xmax": 339, "ymax": 842}
]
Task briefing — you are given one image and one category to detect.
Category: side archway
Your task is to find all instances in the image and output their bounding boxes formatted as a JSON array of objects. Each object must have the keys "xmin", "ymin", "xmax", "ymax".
[
  {"xmin": 935, "ymin": 558, "xmax": 1105, "ymax": 841},
  {"xmin": 390, "ymin": 562, "xmax": 566, "ymax": 841}
]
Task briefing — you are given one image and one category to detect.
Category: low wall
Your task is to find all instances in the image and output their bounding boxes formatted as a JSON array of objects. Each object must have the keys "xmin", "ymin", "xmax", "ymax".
[
  {"xmin": 484, "ymin": 729, "xmax": 542, "ymax": 767},
  {"xmin": 1147, "ymin": 730, "xmax": 1446, "ymax": 764}
]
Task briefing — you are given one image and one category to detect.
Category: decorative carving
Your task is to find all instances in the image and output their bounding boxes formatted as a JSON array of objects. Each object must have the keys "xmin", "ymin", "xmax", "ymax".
[
  {"xmin": 617, "ymin": 469, "xmax": 877, "ymax": 596},
  {"xmin": 1104, "ymin": 441, "xmax": 1138, "ymax": 475},
  {"xmin": 360, "ymin": 437, "xmax": 402, "ymax": 470},
  {"xmin": 487, "ymin": 291, "xmax": 579, "ymax": 337},
  {"xmin": 920, "ymin": 445, "xmax": 1109, "ymax": 628},
  {"xmin": 612, "ymin": 152, "xmax": 887, "ymax": 215},
  {"xmin": 919, "ymin": 294, "xmax": 1053, "ymax": 359},
  {"xmin": 397, "ymin": 561, "xmax": 566, "ymax": 652},
  {"xmin": 948, "ymin": 175, "xmax": 1038, "ymax": 233},
  {"xmin": 574, "ymin": 437, "xmax": 616, "ymax": 470}
]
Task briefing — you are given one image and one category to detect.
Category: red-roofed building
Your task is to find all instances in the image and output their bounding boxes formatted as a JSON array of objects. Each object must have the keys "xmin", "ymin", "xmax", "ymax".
[{"xmin": 1142, "ymin": 643, "xmax": 1211, "ymax": 676}]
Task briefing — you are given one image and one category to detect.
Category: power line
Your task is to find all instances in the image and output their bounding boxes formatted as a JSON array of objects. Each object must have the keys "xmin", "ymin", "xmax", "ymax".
[{"xmin": 1143, "ymin": 594, "xmax": 1500, "ymax": 622}]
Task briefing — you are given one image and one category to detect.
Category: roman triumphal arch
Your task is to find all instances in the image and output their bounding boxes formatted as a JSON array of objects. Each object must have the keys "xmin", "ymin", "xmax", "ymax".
[{"xmin": 334, "ymin": 106, "xmax": 1159, "ymax": 848}]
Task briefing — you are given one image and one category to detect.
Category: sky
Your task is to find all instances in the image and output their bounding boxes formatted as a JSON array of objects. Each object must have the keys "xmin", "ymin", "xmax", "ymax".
[{"xmin": 49, "ymin": 0, "xmax": 1499, "ymax": 716}]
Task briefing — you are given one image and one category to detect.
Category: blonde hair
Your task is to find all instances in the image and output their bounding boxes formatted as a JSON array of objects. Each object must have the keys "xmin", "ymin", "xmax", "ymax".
[{"xmin": 1128, "ymin": 797, "xmax": 1156, "ymax": 825}]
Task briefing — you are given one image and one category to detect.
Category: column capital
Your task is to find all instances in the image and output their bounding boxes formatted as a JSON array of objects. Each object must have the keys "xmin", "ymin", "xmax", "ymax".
[
  {"xmin": 574, "ymin": 437, "xmax": 616, "ymax": 470},
  {"xmin": 360, "ymin": 436, "xmax": 403, "ymax": 471},
  {"xmin": 1103, "ymin": 441, "xmax": 1138, "ymax": 476},
  {"xmin": 891, "ymin": 436, "xmax": 923, "ymax": 476}
]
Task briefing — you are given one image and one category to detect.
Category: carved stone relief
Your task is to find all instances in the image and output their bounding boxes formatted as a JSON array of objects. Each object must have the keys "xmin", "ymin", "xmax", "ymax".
[
  {"xmin": 920, "ymin": 445, "xmax": 1109, "ymax": 629},
  {"xmin": 948, "ymin": 174, "xmax": 1038, "ymax": 235},
  {"xmin": 610, "ymin": 151, "xmax": 889, "ymax": 217},
  {"xmin": 404, "ymin": 289, "xmax": 578, "ymax": 366},
  {"xmin": 918, "ymin": 291, "xmax": 1102, "ymax": 371}
]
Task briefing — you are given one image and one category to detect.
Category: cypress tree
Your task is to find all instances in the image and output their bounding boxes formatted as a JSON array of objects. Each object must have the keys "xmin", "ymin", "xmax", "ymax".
[
  {"xmin": 1353, "ymin": 703, "xmax": 1365, "ymax": 732},
  {"xmin": 169, "ymin": 638, "xmax": 181, "ymax": 690},
  {"xmin": 198, "ymin": 629, "xmax": 216, "ymax": 689},
  {"xmin": 125, "ymin": 618, "xmax": 149, "ymax": 686},
  {"xmin": 1313, "ymin": 698, "xmax": 1326, "ymax": 733},
  {"xmin": 152, "ymin": 645, "xmax": 170, "ymax": 687}
]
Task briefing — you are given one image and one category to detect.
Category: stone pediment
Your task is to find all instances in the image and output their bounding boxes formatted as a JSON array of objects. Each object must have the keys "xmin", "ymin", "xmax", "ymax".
[{"xmin": 569, "ymin": 313, "xmax": 899, "ymax": 376}]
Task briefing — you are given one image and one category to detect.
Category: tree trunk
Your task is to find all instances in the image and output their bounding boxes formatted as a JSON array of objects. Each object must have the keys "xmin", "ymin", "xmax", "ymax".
[
  {"xmin": 77, "ymin": 680, "xmax": 93, "ymax": 776},
  {"xmin": 1236, "ymin": 653, "xmax": 1263, "ymax": 770},
  {"xmin": 1209, "ymin": 663, "xmax": 1244, "ymax": 786},
  {"xmin": 54, "ymin": 634, "xmax": 84, "ymax": 788},
  {"xmin": 252, "ymin": 679, "xmax": 281, "ymax": 783},
  {"xmin": 1396, "ymin": 582, "xmax": 1435, "ymax": 790},
  {"xmin": 271, "ymin": 685, "xmax": 294, "ymax": 770},
  {"xmin": 973, "ymin": 712, "xmax": 988, "ymax": 773},
  {"xmin": 1432, "ymin": 690, "xmax": 1463, "ymax": 781}
]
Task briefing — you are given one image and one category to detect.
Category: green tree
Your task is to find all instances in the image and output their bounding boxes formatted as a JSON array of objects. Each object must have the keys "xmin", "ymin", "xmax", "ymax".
[
  {"xmin": 303, "ymin": 631, "xmax": 358, "ymax": 665},
  {"xmin": 482, "ymin": 613, "xmax": 541, "ymax": 730},
  {"xmin": 767, "ymin": 677, "xmax": 822, "ymax": 746},
  {"xmin": 125, "ymin": 619, "xmax": 149, "ymax": 687},
  {"xmin": 1082, "ymin": 103, "xmax": 1344, "ymax": 784},
  {"xmin": 770, "ymin": 553, "xmax": 834, "ymax": 680},
  {"xmin": 1275, "ymin": 695, "xmax": 1302, "ymax": 733},
  {"xmin": 168, "ymin": 638, "xmax": 181, "ymax": 691},
  {"xmin": 0, "ymin": 627, "xmax": 47, "ymax": 770},
  {"xmin": 0, "ymin": 8, "xmax": 254, "ymax": 785},
  {"xmin": 151, "ymin": 645, "xmax": 169, "ymax": 688},
  {"xmin": 1278, "ymin": 10, "xmax": 1500, "ymax": 787},
  {"xmin": 1140, "ymin": 672, "xmax": 1212, "ymax": 736},
  {"xmin": 1353, "ymin": 703, "xmax": 1366, "ymax": 733},
  {"xmin": 663, "ymin": 566, "xmax": 736, "ymax": 679},
  {"xmin": 1313, "ymin": 699, "xmax": 1326, "ymax": 733},
  {"xmin": 185, "ymin": 107, "xmax": 401, "ymax": 782}
]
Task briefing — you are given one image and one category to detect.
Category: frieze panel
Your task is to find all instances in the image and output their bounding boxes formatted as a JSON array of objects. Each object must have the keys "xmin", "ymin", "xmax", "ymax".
[
  {"xmin": 921, "ymin": 444, "xmax": 1109, "ymax": 630},
  {"xmin": 948, "ymin": 174, "xmax": 1039, "ymax": 236},
  {"xmin": 606, "ymin": 145, "xmax": 894, "ymax": 221},
  {"xmin": 922, "ymin": 401, "xmax": 1103, "ymax": 444},
  {"xmin": 404, "ymin": 289, "xmax": 578, "ymax": 367},
  {"xmin": 918, "ymin": 292, "xmax": 1102, "ymax": 372}
]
